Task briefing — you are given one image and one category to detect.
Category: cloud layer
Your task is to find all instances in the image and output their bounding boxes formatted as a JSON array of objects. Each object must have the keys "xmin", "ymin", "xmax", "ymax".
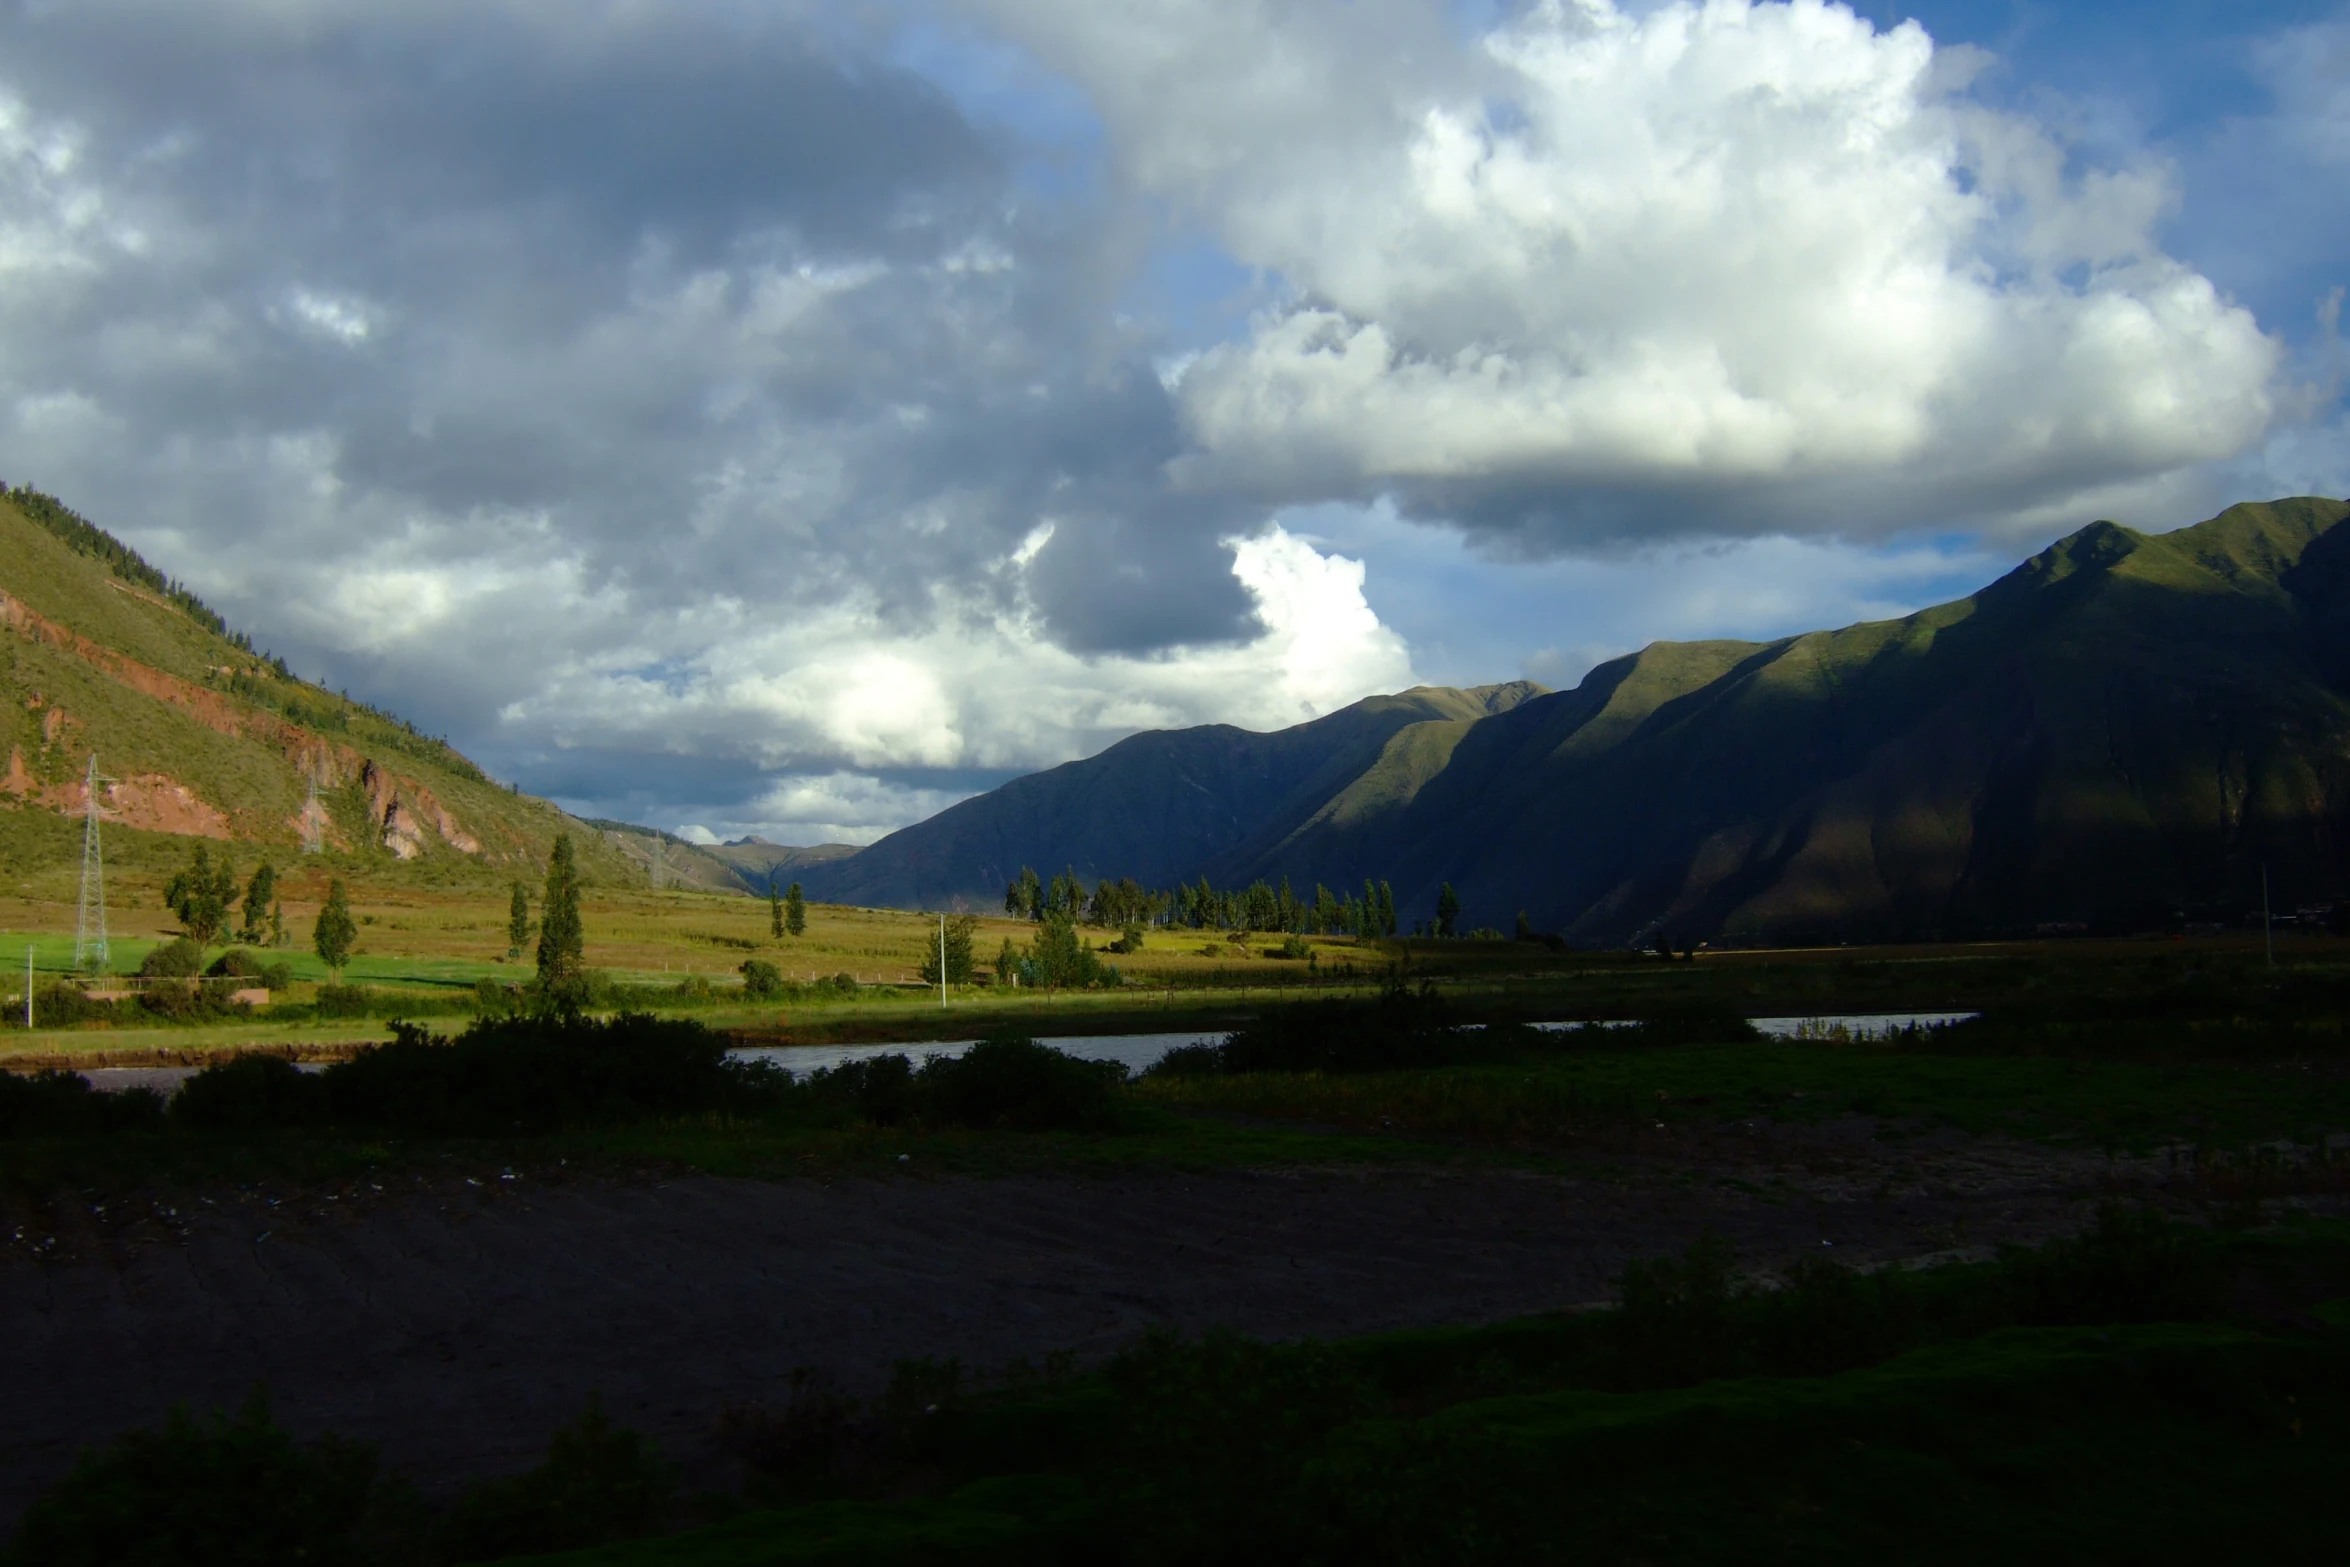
[
  {"xmin": 991, "ymin": 0, "xmax": 2280, "ymax": 541},
  {"xmin": 0, "ymin": 1, "xmax": 2337, "ymax": 843}
]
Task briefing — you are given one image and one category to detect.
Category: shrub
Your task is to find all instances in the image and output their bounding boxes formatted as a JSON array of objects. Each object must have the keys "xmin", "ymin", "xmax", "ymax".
[
  {"xmin": 436, "ymin": 1396, "xmax": 672, "ymax": 1562},
  {"xmin": 1204, "ymin": 983, "xmax": 1495, "ymax": 1074},
  {"xmin": 320, "ymin": 1014, "xmax": 767, "ymax": 1136},
  {"xmin": 205, "ymin": 949, "xmax": 294, "ymax": 990},
  {"xmin": 136, "ymin": 979, "xmax": 253, "ymax": 1024},
  {"xmin": 1613, "ymin": 1229, "xmax": 1743, "ymax": 1385},
  {"xmin": 918, "ymin": 1034, "xmax": 1126, "ymax": 1131},
  {"xmin": 0, "ymin": 1070, "xmax": 165, "ymax": 1137},
  {"xmin": 2003, "ymin": 1202, "xmax": 2226, "ymax": 1325},
  {"xmin": 1272, "ymin": 935, "xmax": 1312, "ymax": 960},
  {"xmin": 171, "ymin": 1054, "xmax": 326, "ymax": 1131},
  {"xmin": 24, "ymin": 984, "xmax": 118, "ymax": 1028},
  {"xmin": 805, "ymin": 1036, "xmax": 1126, "ymax": 1132},
  {"xmin": 739, "ymin": 959, "xmax": 784, "ymax": 999},
  {"xmin": 471, "ymin": 978, "xmax": 527, "ymax": 1020},
  {"xmin": 137, "ymin": 937, "xmax": 206, "ymax": 979},
  {"xmin": 6, "ymin": 1389, "xmax": 400, "ymax": 1567},
  {"xmin": 1148, "ymin": 1043, "xmax": 1227, "ymax": 1078},
  {"xmin": 315, "ymin": 984, "xmax": 375, "ymax": 1019},
  {"xmin": 814, "ymin": 1052, "xmax": 920, "ymax": 1127}
]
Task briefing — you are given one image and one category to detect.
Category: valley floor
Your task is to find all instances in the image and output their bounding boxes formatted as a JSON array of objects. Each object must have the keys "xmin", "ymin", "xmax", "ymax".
[{"xmin": 0, "ymin": 1113, "xmax": 2217, "ymax": 1524}]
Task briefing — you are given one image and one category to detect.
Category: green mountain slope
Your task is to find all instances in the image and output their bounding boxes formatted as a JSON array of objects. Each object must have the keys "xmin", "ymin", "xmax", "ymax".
[
  {"xmin": 0, "ymin": 487, "xmax": 637, "ymax": 893},
  {"xmin": 797, "ymin": 682, "xmax": 1548, "ymax": 910},
  {"xmin": 1243, "ymin": 496, "xmax": 2350, "ymax": 942},
  {"xmin": 805, "ymin": 497, "xmax": 2350, "ymax": 943}
]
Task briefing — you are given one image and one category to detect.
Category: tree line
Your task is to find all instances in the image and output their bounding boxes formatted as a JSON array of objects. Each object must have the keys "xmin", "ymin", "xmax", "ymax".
[{"xmin": 1003, "ymin": 865, "xmax": 1455, "ymax": 939}]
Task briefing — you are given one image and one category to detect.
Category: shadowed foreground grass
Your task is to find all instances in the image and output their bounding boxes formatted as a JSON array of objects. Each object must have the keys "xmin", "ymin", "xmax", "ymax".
[{"xmin": 15, "ymin": 1214, "xmax": 2348, "ymax": 1565}]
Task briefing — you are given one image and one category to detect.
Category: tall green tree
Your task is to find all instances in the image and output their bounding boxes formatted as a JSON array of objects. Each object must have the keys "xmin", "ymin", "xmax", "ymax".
[
  {"xmin": 239, "ymin": 863, "xmax": 276, "ymax": 946},
  {"xmin": 536, "ymin": 833, "xmax": 586, "ymax": 1006},
  {"xmin": 769, "ymin": 879, "xmax": 785, "ymax": 939},
  {"xmin": 919, "ymin": 915, "xmax": 980, "ymax": 988},
  {"xmin": 312, "ymin": 880, "xmax": 358, "ymax": 979},
  {"xmin": 1435, "ymin": 883, "xmax": 1460, "ymax": 939},
  {"xmin": 1028, "ymin": 910, "xmax": 1104, "ymax": 989},
  {"xmin": 1378, "ymin": 881, "xmax": 1397, "ymax": 936},
  {"xmin": 506, "ymin": 882, "xmax": 531, "ymax": 959},
  {"xmin": 784, "ymin": 881, "xmax": 806, "ymax": 938},
  {"xmin": 164, "ymin": 845, "xmax": 237, "ymax": 947}
]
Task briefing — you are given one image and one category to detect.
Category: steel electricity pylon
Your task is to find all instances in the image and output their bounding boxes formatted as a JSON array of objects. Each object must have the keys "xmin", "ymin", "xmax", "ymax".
[{"xmin": 74, "ymin": 755, "xmax": 110, "ymax": 973}]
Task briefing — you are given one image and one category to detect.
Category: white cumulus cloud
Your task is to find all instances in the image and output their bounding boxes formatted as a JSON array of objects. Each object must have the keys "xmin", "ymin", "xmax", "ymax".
[{"xmin": 980, "ymin": 0, "xmax": 2282, "ymax": 539}]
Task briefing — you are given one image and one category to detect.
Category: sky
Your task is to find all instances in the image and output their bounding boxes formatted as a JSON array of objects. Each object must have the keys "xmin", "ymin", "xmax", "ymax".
[{"xmin": 1, "ymin": 0, "xmax": 2344, "ymax": 846}]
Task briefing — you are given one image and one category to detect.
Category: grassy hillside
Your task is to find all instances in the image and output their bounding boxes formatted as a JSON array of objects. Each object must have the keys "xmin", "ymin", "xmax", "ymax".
[
  {"xmin": 1264, "ymin": 496, "xmax": 2350, "ymax": 943},
  {"xmin": 0, "ymin": 486, "xmax": 641, "ymax": 900}
]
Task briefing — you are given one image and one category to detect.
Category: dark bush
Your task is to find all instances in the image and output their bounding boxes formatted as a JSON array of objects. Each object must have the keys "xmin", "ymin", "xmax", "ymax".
[
  {"xmin": 320, "ymin": 1013, "xmax": 768, "ymax": 1136},
  {"xmin": 205, "ymin": 950, "xmax": 293, "ymax": 990},
  {"xmin": 1148, "ymin": 1043, "xmax": 1227, "ymax": 1078},
  {"xmin": 1193, "ymin": 983, "xmax": 1500, "ymax": 1074},
  {"xmin": 813, "ymin": 1052, "xmax": 920, "ymax": 1127},
  {"xmin": 918, "ymin": 1034, "xmax": 1126, "ymax": 1131},
  {"xmin": 799, "ymin": 1037, "xmax": 1125, "ymax": 1132},
  {"xmin": 314, "ymin": 984, "xmax": 374, "ymax": 1019},
  {"xmin": 136, "ymin": 980, "xmax": 252, "ymax": 1024},
  {"xmin": 6, "ymin": 1388, "xmax": 404, "ymax": 1567},
  {"xmin": 436, "ymin": 1396, "xmax": 671, "ymax": 1563},
  {"xmin": 1613, "ymin": 1228, "xmax": 1744, "ymax": 1385},
  {"xmin": 0, "ymin": 1070, "xmax": 165, "ymax": 1137},
  {"xmin": 171, "ymin": 1054, "xmax": 326, "ymax": 1131},
  {"xmin": 470, "ymin": 978, "xmax": 526, "ymax": 1020},
  {"xmin": 137, "ymin": 938, "xmax": 205, "ymax": 979},
  {"xmin": 739, "ymin": 959, "xmax": 784, "ymax": 998},
  {"xmin": 24, "ymin": 984, "xmax": 118, "ymax": 1028},
  {"xmin": 2004, "ymin": 1201, "xmax": 2226, "ymax": 1325}
]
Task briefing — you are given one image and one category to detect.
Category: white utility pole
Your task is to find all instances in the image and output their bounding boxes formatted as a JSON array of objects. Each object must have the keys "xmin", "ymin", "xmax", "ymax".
[
  {"xmin": 23, "ymin": 944, "xmax": 32, "ymax": 1029},
  {"xmin": 939, "ymin": 913, "xmax": 947, "ymax": 1007}
]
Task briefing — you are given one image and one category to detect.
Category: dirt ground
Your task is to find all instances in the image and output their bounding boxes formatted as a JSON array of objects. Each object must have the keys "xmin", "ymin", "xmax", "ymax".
[{"xmin": 0, "ymin": 1121, "xmax": 2204, "ymax": 1521}]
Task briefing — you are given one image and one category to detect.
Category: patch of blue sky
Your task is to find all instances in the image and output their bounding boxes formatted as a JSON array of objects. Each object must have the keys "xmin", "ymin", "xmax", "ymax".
[
  {"xmin": 882, "ymin": 16, "xmax": 1105, "ymax": 203},
  {"xmin": 1280, "ymin": 500, "xmax": 2002, "ymax": 694},
  {"xmin": 1125, "ymin": 233, "xmax": 1271, "ymax": 356}
]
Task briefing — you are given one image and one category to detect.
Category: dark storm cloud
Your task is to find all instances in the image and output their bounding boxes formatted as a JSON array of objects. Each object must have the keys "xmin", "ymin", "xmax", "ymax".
[{"xmin": 0, "ymin": 0, "xmax": 1285, "ymax": 796}]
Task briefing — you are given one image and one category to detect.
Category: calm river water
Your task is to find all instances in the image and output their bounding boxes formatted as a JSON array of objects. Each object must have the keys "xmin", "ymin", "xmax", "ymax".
[{"xmin": 67, "ymin": 1012, "xmax": 1977, "ymax": 1094}]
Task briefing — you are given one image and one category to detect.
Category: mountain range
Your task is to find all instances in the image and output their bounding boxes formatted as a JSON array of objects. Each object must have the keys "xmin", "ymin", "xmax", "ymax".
[
  {"xmin": 12, "ymin": 484, "xmax": 2350, "ymax": 945},
  {"xmin": 796, "ymin": 496, "xmax": 2350, "ymax": 944}
]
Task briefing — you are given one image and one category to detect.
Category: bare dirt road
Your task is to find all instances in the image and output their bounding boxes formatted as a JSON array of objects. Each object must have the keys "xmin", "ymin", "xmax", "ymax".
[{"xmin": 1, "ymin": 1126, "xmax": 2124, "ymax": 1520}]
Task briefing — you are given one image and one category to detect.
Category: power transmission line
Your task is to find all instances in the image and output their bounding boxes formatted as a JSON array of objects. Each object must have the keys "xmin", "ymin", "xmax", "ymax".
[{"xmin": 75, "ymin": 755, "xmax": 110, "ymax": 973}]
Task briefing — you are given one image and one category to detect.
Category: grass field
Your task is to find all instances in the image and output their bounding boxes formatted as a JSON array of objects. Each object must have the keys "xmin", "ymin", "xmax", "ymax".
[{"xmin": 10, "ymin": 860, "xmax": 2350, "ymax": 1064}]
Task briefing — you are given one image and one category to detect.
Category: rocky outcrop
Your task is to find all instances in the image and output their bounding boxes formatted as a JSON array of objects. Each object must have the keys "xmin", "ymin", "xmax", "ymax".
[
  {"xmin": 359, "ymin": 759, "xmax": 480, "ymax": 858},
  {"xmin": 4, "ymin": 585, "xmax": 487, "ymax": 856}
]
